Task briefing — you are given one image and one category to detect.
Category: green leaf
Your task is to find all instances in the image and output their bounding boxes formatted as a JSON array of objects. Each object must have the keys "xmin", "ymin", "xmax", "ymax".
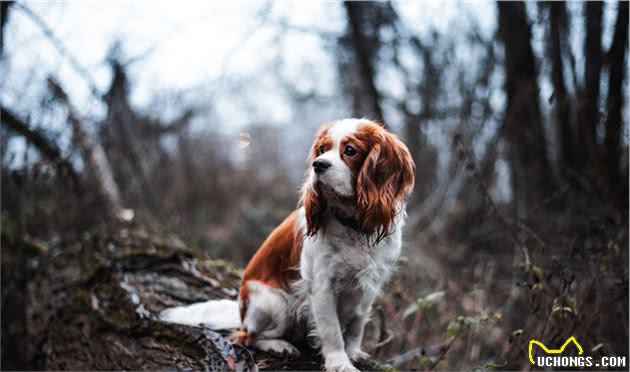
[
  {"xmin": 444, "ymin": 320, "xmax": 462, "ymax": 339},
  {"xmin": 417, "ymin": 355, "xmax": 437, "ymax": 367},
  {"xmin": 402, "ymin": 303, "xmax": 419, "ymax": 320},
  {"xmin": 532, "ymin": 265, "xmax": 544, "ymax": 281},
  {"xmin": 484, "ymin": 360, "xmax": 508, "ymax": 370},
  {"xmin": 404, "ymin": 291, "xmax": 446, "ymax": 319},
  {"xmin": 423, "ymin": 291, "xmax": 445, "ymax": 303}
]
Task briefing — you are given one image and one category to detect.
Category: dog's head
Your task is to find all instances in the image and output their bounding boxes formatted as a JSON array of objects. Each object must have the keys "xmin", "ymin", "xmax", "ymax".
[{"xmin": 301, "ymin": 119, "xmax": 415, "ymax": 242}]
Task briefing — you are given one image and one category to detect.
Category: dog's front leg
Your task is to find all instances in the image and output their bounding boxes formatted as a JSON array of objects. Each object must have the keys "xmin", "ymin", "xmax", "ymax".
[
  {"xmin": 344, "ymin": 312, "xmax": 370, "ymax": 362},
  {"xmin": 311, "ymin": 280, "xmax": 358, "ymax": 372}
]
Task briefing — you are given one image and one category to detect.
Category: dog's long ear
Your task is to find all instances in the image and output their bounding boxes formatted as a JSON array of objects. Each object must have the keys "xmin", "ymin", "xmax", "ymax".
[
  {"xmin": 356, "ymin": 131, "xmax": 415, "ymax": 243},
  {"xmin": 300, "ymin": 125, "xmax": 332, "ymax": 236},
  {"xmin": 300, "ymin": 181, "xmax": 326, "ymax": 236}
]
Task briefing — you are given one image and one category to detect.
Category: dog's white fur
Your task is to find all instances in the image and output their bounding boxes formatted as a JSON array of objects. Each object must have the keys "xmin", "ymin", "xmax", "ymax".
[{"xmin": 296, "ymin": 208, "xmax": 404, "ymax": 371}]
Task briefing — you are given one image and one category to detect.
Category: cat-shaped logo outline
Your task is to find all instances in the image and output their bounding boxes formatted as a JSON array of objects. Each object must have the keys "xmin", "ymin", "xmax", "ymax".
[{"xmin": 528, "ymin": 336, "xmax": 584, "ymax": 365}]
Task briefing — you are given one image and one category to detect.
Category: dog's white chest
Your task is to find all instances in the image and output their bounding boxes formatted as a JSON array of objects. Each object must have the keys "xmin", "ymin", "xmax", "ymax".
[{"xmin": 298, "ymin": 211, "xmax": 403, "ymax": 314}]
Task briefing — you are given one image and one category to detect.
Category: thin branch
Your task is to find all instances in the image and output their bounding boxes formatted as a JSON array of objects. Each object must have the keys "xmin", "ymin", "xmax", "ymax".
[
  {"xmin": 272, "ymin": 18, "xmax": 337, "ymax": 41},
  {"xmin": 453, "ymin": 132, "xmax": 533, "ymax": 270},
  {"xmin": 1, "ymin": 105, "xmax": 79, "ymax": 187},
  {"xmin": 1, "ymin": 1, "xmax": 13, "ymax": 56},
  {"xmin": 15, "ymin": 3, "xmax": 102, "ymax": 98},
  {"xmin": 429, "ymin": 331, "xmax": 463, "ymax": 370},
  {"xmin": 47, "ymin": 77, "xmax": 132, "ymax": 221},
  {"xmin": 138, "ymin": 109, "xmax": 195, "ymax": 136},
  {"xmin": 389, "ymin": 332, "xmax": 461, "ymax": 369}
]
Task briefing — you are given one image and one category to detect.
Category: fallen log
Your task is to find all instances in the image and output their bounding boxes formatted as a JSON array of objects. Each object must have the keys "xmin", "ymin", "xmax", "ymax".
[{"xmin": 18, "ymin": 223, "xmax": 385, "ymax": 371}]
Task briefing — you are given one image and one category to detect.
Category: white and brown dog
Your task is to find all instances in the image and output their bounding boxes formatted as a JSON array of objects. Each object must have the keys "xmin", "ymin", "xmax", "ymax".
[{"xmin": 160, "ymin": 118, "xmax": 415, "ymax": 371}]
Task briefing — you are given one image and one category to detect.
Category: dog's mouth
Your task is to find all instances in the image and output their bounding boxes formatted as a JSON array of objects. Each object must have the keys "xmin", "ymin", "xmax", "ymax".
[{"xmin": 316, "ymin": 181, "xmax": 355, "ymax": 204}]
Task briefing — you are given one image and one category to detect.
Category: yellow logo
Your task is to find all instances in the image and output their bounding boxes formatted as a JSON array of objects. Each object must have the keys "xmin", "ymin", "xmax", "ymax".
[{"xmin": 528, "ymin": 336, "xmax": 584, "ymax": 365}]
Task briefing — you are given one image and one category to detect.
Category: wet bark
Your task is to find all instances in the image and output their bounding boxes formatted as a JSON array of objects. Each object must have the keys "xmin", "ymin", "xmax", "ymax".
[{"xmin": 3, "ymin": 224, "xmax": 384, "ymax": 371}]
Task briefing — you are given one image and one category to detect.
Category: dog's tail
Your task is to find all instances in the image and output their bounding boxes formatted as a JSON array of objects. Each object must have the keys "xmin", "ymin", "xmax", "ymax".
[{"xmin": 159, "ymin": 299, "xmax": 241, "ymax": 329}]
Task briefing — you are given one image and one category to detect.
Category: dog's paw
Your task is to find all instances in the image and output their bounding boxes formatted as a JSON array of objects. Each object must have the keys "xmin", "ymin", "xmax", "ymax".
[
  {"xmin": 325, "ymin": 351, "xmax": 360, "ymax": 372},
  {"xmin": 347, "ymin": 349, "xmax": 370, "ymax": 363},
  {"xmin": 229, "ymin": 330, "xmax": 256, "ymax": 346},
  {"xmin": 253, "ymin": 339, "xmax": 300, "ymax": 357}
]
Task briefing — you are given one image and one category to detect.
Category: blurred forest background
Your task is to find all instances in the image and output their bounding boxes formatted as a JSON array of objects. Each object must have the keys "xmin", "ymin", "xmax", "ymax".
[{"xmin": 1, "ymin": 1, "xmax": 628, "ymax": 371}]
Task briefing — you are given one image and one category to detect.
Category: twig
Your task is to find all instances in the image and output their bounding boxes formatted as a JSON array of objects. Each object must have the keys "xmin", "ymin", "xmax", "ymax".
[
  {"xmin": 389, "ymin": 331, "xmax": 462, "ymax": 369},
  {"xmin": 47, "ymin": 77, "xmax": 132, "ymax": 221},
  {"xmin": 531, "ymin": 184, "xmax": 570, "ymax": 213},
  {"xmin": 272, "ymin": 18, "xmax": 337, "ymax": 41},
  {"xmin": 369, "ymin": 330, "xmax": 393, "ymax": 352},
  {"xmin": 15, "ymin": 3, "xmax": 102, "ymax": 98},
  {"xmin": 406, "ymin": 165, "xmax": 465, "ymax": 230},
  {"xmin": 1, "ymin": 105, "xmax": 80, "ymax": 188},
  {"xmin": 453, "ymin": 132, "xmax": 533, "ymax": 270},
  {"xmin": 369, "ymin": 306, "xmax": 393, "ymax": 353},
  {"xmin": 429, "ymin": 332, "xmax": 462, "ymax": 370}
]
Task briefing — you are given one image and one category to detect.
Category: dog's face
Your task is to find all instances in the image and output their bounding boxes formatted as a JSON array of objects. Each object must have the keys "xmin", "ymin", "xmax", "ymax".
[
  {"xmin": 301, "ymin": 119, "xmax": 415, "ymax": 241},
  {"xmin": 308, "ymin": 119, "xmax": 366, "ymax": 198}
]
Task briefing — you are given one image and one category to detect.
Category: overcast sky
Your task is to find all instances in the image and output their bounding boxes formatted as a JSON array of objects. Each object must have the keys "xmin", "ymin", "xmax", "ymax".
[
  {"xmin": 1, "ymin": 1, "xmax": 496, "ymax": 125},
  {"xmin": 2, "ymin": 1, "xmax": 623, "ymax": 195}
]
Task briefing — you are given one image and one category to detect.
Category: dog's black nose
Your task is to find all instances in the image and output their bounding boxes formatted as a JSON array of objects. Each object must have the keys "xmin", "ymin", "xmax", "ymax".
[{"xmin": 313, "ymin": 159, "xmax": 331, "ymax": 174}]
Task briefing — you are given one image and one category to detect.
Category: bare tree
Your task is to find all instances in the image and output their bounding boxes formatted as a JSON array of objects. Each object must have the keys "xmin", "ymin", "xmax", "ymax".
[
  {"xmin": 47, "ymin": 78, "xmax": 131, "ymax": 221},
  {"xmin": 342, "ymin": 1, "xmax": 385, "ymax": 122},
  {"xmin": 604, "ymin": 0, "xmax": 629, "ymax": 191},
  {"xmin": 402, "ymin": 35, "xmax": 441, "ymax": 201},
  {"xmin": 1, "ymin": 106, "xmax": 79, "ymax": 187},
  {"xmin": 579, "ymin": 1, "xmax": 608, "ymax": 189},
  {"xmin": 0, "ymin": 1, "xmax": 13, "ymax": 56},
  {"xmin": 497, "ymin": 1, "xmax": 552, "ymax": 215},
  {"xmin": 545, "ymin": 1, "xmax": 574, "ymax": 172}
]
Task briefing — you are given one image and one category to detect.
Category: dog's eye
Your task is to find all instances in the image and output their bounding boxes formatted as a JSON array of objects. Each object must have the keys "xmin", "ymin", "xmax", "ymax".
[
  {"xmin": 318, "ymin": 145, "xmax": 326, "ymax": 155},
  {"xmin": 343, "ymin": 145, "xmax": 357, "ymax": 157}
]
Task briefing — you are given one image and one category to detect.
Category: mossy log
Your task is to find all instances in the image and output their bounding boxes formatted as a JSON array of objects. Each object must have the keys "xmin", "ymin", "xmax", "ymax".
[{"xmin": 18, "ymin": 224, "xmax": 384, "ymax": 371}]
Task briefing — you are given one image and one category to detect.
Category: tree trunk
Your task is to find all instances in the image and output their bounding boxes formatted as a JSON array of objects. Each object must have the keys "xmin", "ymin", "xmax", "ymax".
[
  {"xmin": 343, "ymin": 1, "xmax": 384, "ymax": 123},
  {"xmin": 0, "ymin": 1, "xmax": 12, "ymax": 56},
  {"xmin": 47, "ymin": 78, "xmax": 130, "ymax": 221},
  {"xmin": 604, "ymin": 0, "xmax": 629, "ymax": 196},
  {"xmin": 583, "ymin": 1, "xmax": 603, "ymax": 143},
  {"xmin": 3, "ymin": 224, "xmax": 385, "ymax": 371},
  {"xmin": 496, "ymin": 1, "xmax": 552, "ymax": 215},
  {"xmin": 1, "ymin": 106, "xmax": 79, "ymax": 188},
  {"xmin": 579, "ymin": 2, "xmax": 608, "ymax": 192},
  {"xmin": 547, "ymin": 2, "xmax": 574, "ymax": 172}
]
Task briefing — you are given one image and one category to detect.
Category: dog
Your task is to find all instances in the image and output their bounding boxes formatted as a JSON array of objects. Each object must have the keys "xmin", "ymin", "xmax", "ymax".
[{"xmin": 160, "ymin": 118, "xmax": 415, "ymax": 371}]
